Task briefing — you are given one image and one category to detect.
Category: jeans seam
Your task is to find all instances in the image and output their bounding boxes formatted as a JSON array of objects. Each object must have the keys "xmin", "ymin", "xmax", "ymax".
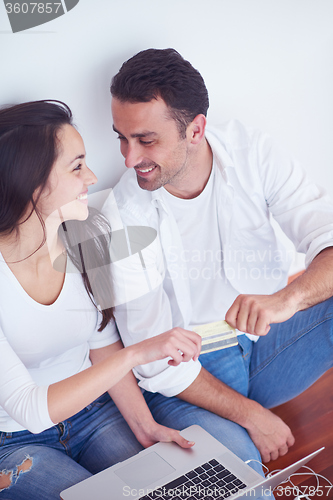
[
  {"xmin": 58, "ymin": 421, "xmax": 72, "ymax": 457},
  {"xmin": 249, "ymin": 313, "xmax": 333, "ymax": 380}
]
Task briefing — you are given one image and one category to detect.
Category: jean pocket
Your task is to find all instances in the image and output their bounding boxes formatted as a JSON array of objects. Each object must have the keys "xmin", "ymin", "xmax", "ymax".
[{"xmin": 238, "ymin": 334, "xmax": 253, "ymax": 363}]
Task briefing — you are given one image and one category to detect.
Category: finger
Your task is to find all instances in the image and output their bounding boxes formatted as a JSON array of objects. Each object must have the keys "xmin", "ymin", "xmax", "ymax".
[
  {"xmin": 179, "ymin": 339, "xmax": 200, "ymax": 362},
  {"xmin": 235, "ymin": 299, "xmax": 252, "ymax": 333},
  {"xmin": 269, "ymin": 449, "xmax": 279, "ymax": 462},
  {"xmin": 287, "ymin": 432, "xmax": 295, "ymax": 447},
  {"xmin": 173, "ymin": 334, "xmax": 201, "ymax": 362},
  {"xmin": 278, "ymin": 444, "xmax": 289, "ymax": 457},
  {"xmin": 169, "ymin": 431, "xmax": 195, "ymax": 449},
  {"xmin": 254, "ymin": 311, "xmax": 271, "ymax": 336},
  {"xmin": 168, "ymin": 350, "xmax": 184, "ymax": 366},
  {"xmin": 247, "ymin": 307, "xmax": 259, "ymax": 335},
  {"xmin": 261, "ymin": 449, "xmax": 271, "ymax": 463},
  {"xmin": 225, "ymin": 298, "xmax": 241, "ymax": 329},
  {"xmin": 179, "ymin": 329, "xmax": 202, "ymax": 358},
  {"xmin": 178, "ymin": 342, "xmax": 197, "ymax": 362}
]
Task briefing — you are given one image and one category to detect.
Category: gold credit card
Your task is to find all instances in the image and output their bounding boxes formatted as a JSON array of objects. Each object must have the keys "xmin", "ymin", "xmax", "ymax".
[{"xmin": 193, "ymin": 320, "xmax": 238, "ymax": 354}]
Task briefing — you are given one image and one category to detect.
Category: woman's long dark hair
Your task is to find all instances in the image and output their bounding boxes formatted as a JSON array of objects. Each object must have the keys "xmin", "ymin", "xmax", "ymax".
[
  {"xmin": 0, "ymin": 100, "xmax": 113, "ymax": 330},
  {"xmin": 58, "ymin": 209, "xmax": 114, "ymax": 332}
]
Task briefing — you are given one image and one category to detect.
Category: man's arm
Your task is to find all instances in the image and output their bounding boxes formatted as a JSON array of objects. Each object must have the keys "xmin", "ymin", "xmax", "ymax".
[
  {"xmin": 225, "ymin": 246, "xmax": 333, "ymax": 336},
  {"xmin": 197, "ymin": 246, "xmax": 333, "ymax": 460},
  {"xmin": 177, "ymin": 366, "xmax": 295, "ymax": 463}
]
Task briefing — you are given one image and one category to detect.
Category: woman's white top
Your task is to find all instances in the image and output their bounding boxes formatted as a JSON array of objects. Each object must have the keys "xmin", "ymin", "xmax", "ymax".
[{"xmin": 0, "ymin": 253, "xmax": 119, "ymax": 434}]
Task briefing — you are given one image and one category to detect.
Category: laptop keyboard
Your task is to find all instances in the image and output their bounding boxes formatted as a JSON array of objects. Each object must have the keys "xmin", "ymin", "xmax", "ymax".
[{"xmin": 139, "ymin": 458, "xmax": 247, "ymax": 499}]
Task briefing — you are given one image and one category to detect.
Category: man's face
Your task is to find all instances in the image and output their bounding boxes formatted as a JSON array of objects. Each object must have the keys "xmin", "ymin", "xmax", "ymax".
[{"xmin": 112, "ymin": 97, "xmax": 192, "ymax": 192}]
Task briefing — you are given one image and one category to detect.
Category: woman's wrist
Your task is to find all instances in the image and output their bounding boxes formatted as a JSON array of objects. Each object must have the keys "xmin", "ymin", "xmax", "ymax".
[{"xmin": 124, "ymin": 343, "xmax": 142, "ymax": 369}]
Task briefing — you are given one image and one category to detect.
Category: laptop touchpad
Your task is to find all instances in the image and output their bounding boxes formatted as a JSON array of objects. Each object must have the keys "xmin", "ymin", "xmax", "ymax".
[{"xmin": 115, "ymin": 451, "xmax": 176, "ymax": 489}]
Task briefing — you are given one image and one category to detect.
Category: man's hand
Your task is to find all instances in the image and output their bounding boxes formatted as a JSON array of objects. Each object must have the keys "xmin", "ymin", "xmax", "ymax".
[
  {"xmin": 178, "ymin": 368, "xmax": 295, "ymax": 462},
  {"xmin": 244, "ymin": 401, "xmax": 295, "ymax": 462},
  {"xmin": 226, "ymin": 247, "xmax": 333, "ymax": 336},
  {"xmin": 225, "ymin": 290, "xmax": 299, "ymax": 336}
]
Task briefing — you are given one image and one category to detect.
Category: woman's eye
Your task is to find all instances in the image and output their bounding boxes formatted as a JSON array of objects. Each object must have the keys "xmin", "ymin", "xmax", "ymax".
[{"xmin": 73, "ymin": 164, "xmax": 82, "ymax": 171}]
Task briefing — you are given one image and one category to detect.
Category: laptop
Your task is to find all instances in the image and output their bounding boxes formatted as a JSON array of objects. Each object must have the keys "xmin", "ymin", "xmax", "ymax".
[{"xmin": 60, "ymin": 425, "xmax": 324, "ymax": 499}]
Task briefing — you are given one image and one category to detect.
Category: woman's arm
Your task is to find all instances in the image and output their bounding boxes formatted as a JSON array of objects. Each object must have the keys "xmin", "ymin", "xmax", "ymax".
[
  {"xmin": 47, "ymin": 328, "xmax": 200, "ymax": 426},
  {"xmin": 90, "ymin": 342, "xmax": 195, "ymax": 449}
]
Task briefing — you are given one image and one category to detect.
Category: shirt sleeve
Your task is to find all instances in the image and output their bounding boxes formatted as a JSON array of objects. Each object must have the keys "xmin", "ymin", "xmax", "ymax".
[
  {"xmin": 103, "ymin": 202, "xmax": 202, "ymax": 397},
  {"xmin": 256, "ymin": 131, "xmax": 333, "ymax": 266},
  {"xmin": 0, "ymin": 325, "xmax": 54, "ymax": 434},
  {"xmin": 88, "ymin": 316, "xmax": 120, "ymax": 350}
]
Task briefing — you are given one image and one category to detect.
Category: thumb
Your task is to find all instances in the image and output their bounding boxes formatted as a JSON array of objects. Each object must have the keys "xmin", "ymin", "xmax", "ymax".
[{"xmin": 170, "ymin": 431, "xmax": 195, "ymax": 449}]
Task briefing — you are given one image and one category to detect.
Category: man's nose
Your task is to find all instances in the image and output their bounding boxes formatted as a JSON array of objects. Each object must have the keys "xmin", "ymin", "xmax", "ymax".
[{"xmin": 124, "ymin": 144, "xmax": 144, "ymax": 169}]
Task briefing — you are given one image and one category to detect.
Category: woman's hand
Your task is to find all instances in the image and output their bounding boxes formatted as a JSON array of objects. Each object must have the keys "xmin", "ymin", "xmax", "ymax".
[
  {"xmin": 131, "ymin": 327, "xmax": 202, "ymax": 367},
  {"xmin": 133, "ymin": 419, "xmax": 195, "ymax": 449}
]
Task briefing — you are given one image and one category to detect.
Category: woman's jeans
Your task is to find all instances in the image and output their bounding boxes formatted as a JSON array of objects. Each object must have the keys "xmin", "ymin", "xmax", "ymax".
[{"xmin": 0, "ymin": 393, "xmax": 143, "ymax": 499}]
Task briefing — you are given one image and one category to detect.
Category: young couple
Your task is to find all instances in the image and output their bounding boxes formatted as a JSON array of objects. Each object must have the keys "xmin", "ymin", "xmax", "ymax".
[{"xmin": 1, "ymin": 49, "xmax": 332, "ymax": 499}]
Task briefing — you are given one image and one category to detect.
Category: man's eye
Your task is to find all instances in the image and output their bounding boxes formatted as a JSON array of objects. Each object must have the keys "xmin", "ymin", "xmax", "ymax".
[
  {"xmin": 117, "ymin": 135, "xmax": 126, "ymax": 141},
  {"xmin": 140, "ymin": 140, "xmax": 153, "ymax": 145}
]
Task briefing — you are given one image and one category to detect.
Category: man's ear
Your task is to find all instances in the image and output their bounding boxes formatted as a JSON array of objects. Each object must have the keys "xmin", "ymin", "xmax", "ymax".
[{"xmin": 187, "ymin": 114, "xmax": 207, "ymax": 144}]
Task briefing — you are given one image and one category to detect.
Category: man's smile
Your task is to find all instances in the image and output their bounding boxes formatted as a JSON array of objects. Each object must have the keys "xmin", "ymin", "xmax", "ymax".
[{"xmin": 135, "ymin": 164, "xmax": 158, "ymax": 177}]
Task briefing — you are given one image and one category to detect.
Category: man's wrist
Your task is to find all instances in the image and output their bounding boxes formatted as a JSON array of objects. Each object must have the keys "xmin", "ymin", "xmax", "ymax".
[
  {"xmin": 232, "ymin": 397, "xmax": 264, "ymax": 429},
  {"xmin": 275, "ymin": 285, "xmax": 303, "ymax": 315}
]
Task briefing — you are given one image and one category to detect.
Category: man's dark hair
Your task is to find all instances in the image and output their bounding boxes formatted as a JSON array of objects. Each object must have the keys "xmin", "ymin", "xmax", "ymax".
[{"xmin": 111, "ymin": 48, "xmax": 209, "ymax": 138}]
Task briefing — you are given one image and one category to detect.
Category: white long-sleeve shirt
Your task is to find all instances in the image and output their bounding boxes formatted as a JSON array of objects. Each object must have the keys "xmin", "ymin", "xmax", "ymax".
[
  {"xmin": 0, "ymin": 255, "xmax": 119, "ymax": 433},
  {"xmin": 103, "ymin": 120, "xmax": 333, "ymax": 397}
]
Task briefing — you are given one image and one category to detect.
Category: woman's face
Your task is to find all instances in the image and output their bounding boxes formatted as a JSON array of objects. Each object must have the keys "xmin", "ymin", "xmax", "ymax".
[{"xmin": 38, "ymin": 124, "xmax": 97, "ymax": 223}]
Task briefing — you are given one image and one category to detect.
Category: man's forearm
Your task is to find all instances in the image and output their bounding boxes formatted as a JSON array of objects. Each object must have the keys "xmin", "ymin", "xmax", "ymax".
[
  {"xmin": 287, "ymin": 246, "xmax": 333, "ymax": 311},
  {"xmin": 226, "ymin": 246, "xmax": 333, "ymax": 336},
  {"xmin": 177, "ymin": 367, "xmax": 253, "ymax": 426},
  {"xmin": 177, "ymin": 367, "xmax": 295, "ymax": 462}
]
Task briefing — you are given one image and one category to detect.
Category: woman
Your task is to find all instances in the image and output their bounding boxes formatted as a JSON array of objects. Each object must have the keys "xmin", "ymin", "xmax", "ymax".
[{"xmin": 0, "ymin": 100, "xmax": 201, "ymax": 499}]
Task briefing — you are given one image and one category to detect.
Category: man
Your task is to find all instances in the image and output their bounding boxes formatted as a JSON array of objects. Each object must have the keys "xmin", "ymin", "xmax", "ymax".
[{"xmin": 103, "ymin": 48, "xmax": 333, "ymax": 475}]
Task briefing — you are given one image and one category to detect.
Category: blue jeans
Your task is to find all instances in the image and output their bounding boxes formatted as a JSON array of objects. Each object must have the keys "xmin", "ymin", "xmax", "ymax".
[
  {"xmin": 0, "ymin": 393, "xmax": 143, "ymax": 499},
  {"xmin": 144, "ymin": 297, "xmax": 333, "ymax": 494}
]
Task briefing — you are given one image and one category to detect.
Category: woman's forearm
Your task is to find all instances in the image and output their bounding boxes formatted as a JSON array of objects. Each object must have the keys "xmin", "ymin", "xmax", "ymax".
[
  {"xmin": 47, "ymin": 327, "xmax": 201, "ymax": 425},
  {"xmin": 91, "ymin": 344, "xmax": 157, "ymax": 442},
  {"xmin": 47, "ymin": 340, "xmax": 137, "ymax": 424}
]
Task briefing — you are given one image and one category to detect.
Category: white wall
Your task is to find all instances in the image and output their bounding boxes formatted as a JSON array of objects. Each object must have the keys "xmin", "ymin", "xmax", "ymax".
[
  {"xmin": 1, "ymin": 0, "xmax": 333, "ymax": 212},
  {"xmin": 1, "ymin": 0, "xmax": 332, "ymax": 194}
]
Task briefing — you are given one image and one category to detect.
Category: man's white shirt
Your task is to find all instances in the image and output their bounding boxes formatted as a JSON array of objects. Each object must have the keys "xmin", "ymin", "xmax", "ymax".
[{"xmin": 103, "ymin": 120, "xmax": 333, "ymax": 397}]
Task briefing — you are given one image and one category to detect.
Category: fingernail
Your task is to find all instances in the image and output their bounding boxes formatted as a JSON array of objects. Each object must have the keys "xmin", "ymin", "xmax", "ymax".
[{"xmin": 187, "ymin": 441, "xmax": 195, "ymax": 445}]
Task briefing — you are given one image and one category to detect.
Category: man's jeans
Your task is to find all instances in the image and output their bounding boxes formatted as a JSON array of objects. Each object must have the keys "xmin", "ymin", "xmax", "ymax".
[
  {"xmin": 144, "ymin": 296, "xmax": 333, "ymax": 490},
  {"xmin": 1, "ymin": 299, "xmax": 332, "ymax": 499},
  {"xmin": 0, "ymin": 393, "xmax": 143, "ymax": 499}
]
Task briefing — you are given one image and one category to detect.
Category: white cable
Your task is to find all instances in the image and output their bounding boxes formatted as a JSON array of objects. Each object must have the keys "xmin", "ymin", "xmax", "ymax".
[
  {"xmin": 244, "ymin": 460, "xmax": 333, "ymax": 500},
  {"xmin": 245, "ymin": 458, "xmax": 270, "ymax": 475}
]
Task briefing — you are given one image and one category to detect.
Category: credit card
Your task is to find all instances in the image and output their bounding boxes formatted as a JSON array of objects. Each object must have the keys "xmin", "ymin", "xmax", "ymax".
[{"xmin": 193, "ymin": 320, "xmax": 238, "ymax": 354}]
